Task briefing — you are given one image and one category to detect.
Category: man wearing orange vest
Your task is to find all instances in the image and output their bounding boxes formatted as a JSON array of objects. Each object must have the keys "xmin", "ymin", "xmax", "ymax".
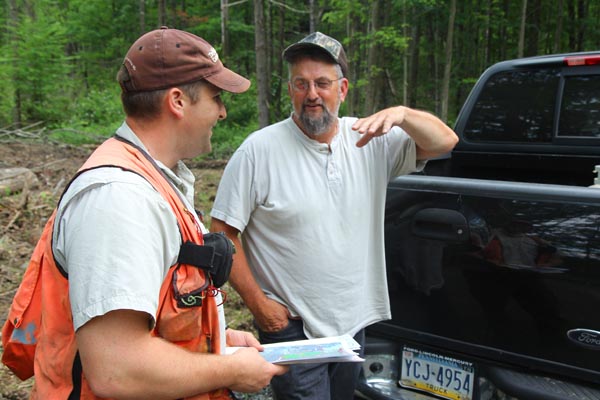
[{"xmin": 2, "ymin": 27, "xmax": 287, "ymax": 399}]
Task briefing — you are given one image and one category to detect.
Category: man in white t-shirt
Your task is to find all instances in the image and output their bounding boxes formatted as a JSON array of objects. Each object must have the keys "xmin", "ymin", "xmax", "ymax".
[{"xmin": 210, "ymin": 32, "xmax": 458, "ymax": 400}]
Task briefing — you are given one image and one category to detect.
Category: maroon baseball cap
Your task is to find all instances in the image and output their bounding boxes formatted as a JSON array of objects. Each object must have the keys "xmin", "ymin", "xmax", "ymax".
[{"xmin": 121, "ymin": 27, "xmax": 250, "ymax": 93}]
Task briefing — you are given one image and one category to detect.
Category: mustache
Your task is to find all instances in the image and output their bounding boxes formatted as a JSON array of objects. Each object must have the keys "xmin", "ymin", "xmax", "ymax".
[{"xmin": 302, "ymin": 100, "xmax": 324, "ymax": 108}]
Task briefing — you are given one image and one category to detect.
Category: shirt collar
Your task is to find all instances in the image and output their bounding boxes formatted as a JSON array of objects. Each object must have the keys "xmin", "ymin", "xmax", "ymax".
[
  {"xmin": 288, "ymin": 114, "xmax": 340, "ymax": 152},
  {"xmin": 115, "ymin": 122, "xmax": 196, "ymax": 205}
]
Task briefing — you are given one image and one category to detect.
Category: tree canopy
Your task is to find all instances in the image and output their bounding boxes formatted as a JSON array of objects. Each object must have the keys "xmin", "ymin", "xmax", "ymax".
[{"xmin": 1, "ymin": 0, "xmax": 598, "ymax": 152}]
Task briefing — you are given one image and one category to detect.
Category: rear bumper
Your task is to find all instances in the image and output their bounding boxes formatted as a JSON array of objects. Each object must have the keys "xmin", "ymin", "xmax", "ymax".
[
  {"xmin": 355, "ymin": 335, "xmax": 600, "ymax": 400},
  {"xmin": 356, "ymin": 377, "xmax": 439, "ymax": 400}
]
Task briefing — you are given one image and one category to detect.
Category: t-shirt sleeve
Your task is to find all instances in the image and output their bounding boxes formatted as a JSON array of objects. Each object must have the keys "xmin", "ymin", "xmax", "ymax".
[
  {"xmin": 386, "ymin": 127, "xmax": 427, "ymax": 179},
  {"xmin": 53, "ymin": 170, "xmax": 181, "ymax": 331},
  {"xmin": 210, "ymin": 149, "xmax": 257, "ymax": 233}
]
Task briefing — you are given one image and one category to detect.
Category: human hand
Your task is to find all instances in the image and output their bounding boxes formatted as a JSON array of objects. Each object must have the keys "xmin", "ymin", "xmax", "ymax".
[
  {"xmin": 228, "ymin": 347, "xmax": 289, "ymax": 392},
  {"xmin": 226, "ymin": 328, "xmax": 263, "ymax": 350},
  {"xmin": 352, "ymin": 106, "xmax": 407, "ymax": 147},
  {"xmin": 254, "ymin": 298, "xmax": 290, "ymax": 333}
]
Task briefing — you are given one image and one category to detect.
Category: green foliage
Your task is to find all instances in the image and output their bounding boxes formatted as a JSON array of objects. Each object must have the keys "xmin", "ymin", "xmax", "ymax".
[
  {"xmin": 48, "ymin": 86, "xmax": 122, "ymax": 145},
  {"xmin": 222, "ymin": 82, "xmax": 259, "ymax": 127},
  {"xmin": 372, "ymin": 27, "xmax": 410, "ymax": 52},
  {"xmin": 0, "ymin": 58, "xmax": 14, "ymax": 127},
  {"xmin": 209, "ymin": 122, "xmax": 258, "ymax": 160},
  {"xmin": 1, "ymin": 0, "xmax": 600, "ymax": 143},
  {"xmin": 7, "ymin": 0, "xmax": 73, "ymax": 125},
  {"xmin": 208, "ymin": 80, "xmax": 259, "ymax": 159},
  {"xmin": 63, "ymin": 0, "xmax": 138, "ymax": 89},
  {"xmin": 67, "ymin": 86, "xmax": 123, "ymax": 129},
  {"xmin": 322, "ymin": 0, "xmax": 369, "ymax": 25}
]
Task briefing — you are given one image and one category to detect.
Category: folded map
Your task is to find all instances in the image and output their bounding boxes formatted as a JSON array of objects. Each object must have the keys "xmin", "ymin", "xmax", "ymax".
[{"xmin": 226, "ymin": 334, "xmax": 364, "ymax": 365}]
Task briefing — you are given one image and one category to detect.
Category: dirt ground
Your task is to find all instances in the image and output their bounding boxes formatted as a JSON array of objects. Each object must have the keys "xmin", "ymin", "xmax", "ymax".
[{"xmin": 0, "ymin": 140, "xmax": 256, "ymax": 399}]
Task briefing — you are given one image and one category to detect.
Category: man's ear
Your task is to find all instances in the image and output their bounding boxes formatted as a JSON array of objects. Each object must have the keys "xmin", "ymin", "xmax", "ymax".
[
  {"xmin": 339, "ymin": 78, "xmax": 349, "ymax": 102},
  {"xmin": 165, "ymin": 87, "xmax": 185, "ymax": 119}
]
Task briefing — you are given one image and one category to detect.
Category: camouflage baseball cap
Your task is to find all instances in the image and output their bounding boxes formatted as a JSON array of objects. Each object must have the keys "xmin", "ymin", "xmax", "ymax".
[{"xmin": 282, "ymin": 32, "xmax": 348, "ymax": 77}]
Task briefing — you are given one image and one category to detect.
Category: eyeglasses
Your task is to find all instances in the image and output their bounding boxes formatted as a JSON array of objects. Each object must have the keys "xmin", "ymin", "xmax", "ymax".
[{"xmin": 290, "ymin": 77, "xmax": 343, "ymax": 93}]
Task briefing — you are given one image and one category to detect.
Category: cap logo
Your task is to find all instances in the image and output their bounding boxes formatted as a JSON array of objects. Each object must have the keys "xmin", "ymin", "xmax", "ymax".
[
  {"xmin": 208, "ymin": 48, "xmax": 219, "ymax": 63},
  {"xmin": 124, "ymin": 57, "xmax": 137, "ymax": 71}
]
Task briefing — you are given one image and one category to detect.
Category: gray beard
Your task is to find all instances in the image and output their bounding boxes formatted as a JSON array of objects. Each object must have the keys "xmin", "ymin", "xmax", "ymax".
[{"xmin": 299, "ymin": 105, "xmax": 336, "ymax": 136}]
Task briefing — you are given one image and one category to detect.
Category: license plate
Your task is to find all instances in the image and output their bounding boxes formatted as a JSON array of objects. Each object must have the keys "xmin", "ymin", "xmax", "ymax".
[{"xmin": 400, "ymin": 346, "xmax": 475, "ymax": 400}]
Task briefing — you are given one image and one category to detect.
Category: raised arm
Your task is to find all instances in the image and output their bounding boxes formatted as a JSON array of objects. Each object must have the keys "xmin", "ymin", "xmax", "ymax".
[{"xmin": 351, "ymin": 105, "xmax": 458, "ymax": 160}]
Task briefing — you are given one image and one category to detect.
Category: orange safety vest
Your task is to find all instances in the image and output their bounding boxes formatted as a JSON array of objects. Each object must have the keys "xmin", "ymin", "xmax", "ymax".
[{"xmin": 2, "ymin": 137, "xmax": 229, "ymax": 400}]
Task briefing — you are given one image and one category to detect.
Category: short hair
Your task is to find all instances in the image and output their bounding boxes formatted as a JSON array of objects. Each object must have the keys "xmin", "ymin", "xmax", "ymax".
[
  {"xmin": 286, "ymin": 48, "xmax": 343, "ymax": 79},
  {"xmin": 117, "ymin": 65, "xmax": 205, "ymax": 119}
]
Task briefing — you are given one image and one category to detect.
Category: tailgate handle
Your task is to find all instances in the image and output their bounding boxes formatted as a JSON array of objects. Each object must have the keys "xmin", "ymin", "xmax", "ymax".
[{"xmin": 411, "ymin": 208, "xmax": 469, "ymax": 242}]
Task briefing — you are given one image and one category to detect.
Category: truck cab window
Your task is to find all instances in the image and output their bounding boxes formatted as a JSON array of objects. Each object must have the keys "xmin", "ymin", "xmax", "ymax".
[
  {"xmin": 463, "ymin": 69, "xmax": 560, "ymax": 143},
  {"xmin": 558, "ymin": 74, "xmax": 600, "ymax": 138}
]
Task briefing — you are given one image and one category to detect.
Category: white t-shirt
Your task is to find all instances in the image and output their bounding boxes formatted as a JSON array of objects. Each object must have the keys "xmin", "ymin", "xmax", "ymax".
[
  {"xmin": 53, "ymin": 122, "xmax": 226, "ymax": 351},
  {"xmin": 211, "ymin": 116, "xmax": 424, "ymax": 338}
]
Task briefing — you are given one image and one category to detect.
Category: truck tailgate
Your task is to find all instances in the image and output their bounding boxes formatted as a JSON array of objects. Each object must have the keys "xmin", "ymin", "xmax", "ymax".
[{"xmin": 381, "ymin": 175, "xmax": 600, "ymax": 383}]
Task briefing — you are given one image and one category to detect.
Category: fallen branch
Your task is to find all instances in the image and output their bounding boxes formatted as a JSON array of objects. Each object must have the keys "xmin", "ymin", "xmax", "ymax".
[
  {"xmin": 3, "ymin": 209, "xmax": 22, "ymax": 234},
  {"xmin": 0, "ymin": 123, "xmax": 106, "ymax": 144}
]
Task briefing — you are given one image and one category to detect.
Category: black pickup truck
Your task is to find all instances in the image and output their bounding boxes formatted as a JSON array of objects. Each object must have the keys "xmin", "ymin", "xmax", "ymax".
[{"xmin": 356, "ymin": 51, "xmax": 600, "ymax": 400}]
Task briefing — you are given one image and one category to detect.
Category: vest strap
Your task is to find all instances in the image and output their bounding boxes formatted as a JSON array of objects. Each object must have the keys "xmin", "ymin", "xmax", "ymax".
[{"xmin": 178, "ymin": 241, "xmax": 216, "ymax": 272}]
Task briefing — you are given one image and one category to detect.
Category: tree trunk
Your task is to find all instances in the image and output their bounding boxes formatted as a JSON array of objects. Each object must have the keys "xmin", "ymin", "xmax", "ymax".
[
  {"xmin": 426, "ymin": 17, "xmax": 439, "ymax": 115},
  {"xmin": 273, "ymin": 0, "xmax": 286, "ymax": 121},
  {"xmin": 402, "ymin": 1, "xmax": 408, "ymax": 106},
  {"xmin": 265, "ymin": 0, "xmax": 271, "ymax": 73},
  {"xmin": 221, "ymin": 0, "xmax": 229, "ymax": 57},
  {"xmin": 500, "ymin": 0, "xmax": 510, "ymax": 60},
  {"xmin": 576, "ymin": 0, "xmax": 587, "ymax": 51},
  {"xmin": 525, "ymin": 0, "xmax": 540, "ymax": 56},
  {"xmin": 518, "ymin": 0, "xmax": 527, "ymax": 57},
  {"xmin": 554, "ymin": 0, "xmax": 564, "ymax": 52},
  {"xmin": 254, "ymin": 0, "xmax": 270, "ymax": 128},
  {"xmin": 441, "ymin": 0, "xmax": 456, "ymax": 122},
  {"xmin": 7, "ymin": 0, "xmax": 21, "ymax": 126},
  {"xmin": 346, "ymin": 12, "xmax": 362, "ymax": 116},
  {"xmin": 364, "ymin": 1, "xmax": 381, "ymax": 115},
  {"xmin": 484, "ymin": 0, "xmax": 491, "ymax": 67},
  {"xmin": 139, "ymin": 0, "xmax": 145, "ymax": 34},
  {"xmin": 567, "ymin": 0, "xmax": 575, "ymax": 50},
  {"xmin": 407, "ymin": 8, "xmax": 421, "ymax": 108},
  {"xmin": 309, "ymin": 0, "xmax": 317, "ymax": 32},
  {"xmin": 156, "ymin": 0, "xmax": 166, "ymax": 26}
]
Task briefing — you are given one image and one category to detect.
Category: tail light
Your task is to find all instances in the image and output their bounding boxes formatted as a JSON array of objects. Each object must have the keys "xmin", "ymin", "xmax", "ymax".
[{"xmin": 564, "ymin": 55, "xmax": 600, "ymax": 66}]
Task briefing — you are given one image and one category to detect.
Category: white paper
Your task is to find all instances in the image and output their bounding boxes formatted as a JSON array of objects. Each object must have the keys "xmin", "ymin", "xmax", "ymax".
[{"xmin": 226, "ymin": 334, "xmax": 364, "ymax": 365}]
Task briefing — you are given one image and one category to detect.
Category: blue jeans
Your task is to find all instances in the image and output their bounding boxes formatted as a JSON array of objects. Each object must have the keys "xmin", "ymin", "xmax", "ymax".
[{"xmin": 258, "ymin": 319, "xmax": 365, "ymax": 400}]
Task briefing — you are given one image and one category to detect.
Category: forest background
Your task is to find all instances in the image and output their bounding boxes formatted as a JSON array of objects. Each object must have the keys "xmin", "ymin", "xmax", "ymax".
[{"xmin": 1, "ymin": 0, "xmax": 599, "ymax": 156}]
